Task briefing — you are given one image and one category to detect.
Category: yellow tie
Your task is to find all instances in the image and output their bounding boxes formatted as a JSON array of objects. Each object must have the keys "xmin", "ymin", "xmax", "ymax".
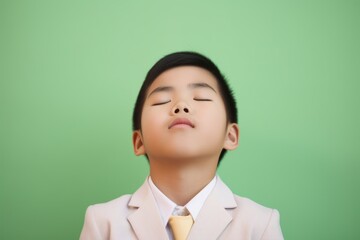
[{"xmin": 168, "ymin": 215, "xmax": 194, "ymax": 240}]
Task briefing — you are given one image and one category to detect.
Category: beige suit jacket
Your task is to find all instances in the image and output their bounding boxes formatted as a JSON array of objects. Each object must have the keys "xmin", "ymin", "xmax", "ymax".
[{"xmin": 80, "ymin": 177, "xmax": 284, "ymax": 240}]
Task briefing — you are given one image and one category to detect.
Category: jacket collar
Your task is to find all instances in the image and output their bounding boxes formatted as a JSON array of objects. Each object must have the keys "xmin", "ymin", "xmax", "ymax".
[
  {"xmin": 127, "ymin": 177, "xmax": 237, "ymax": 240},
  {"xmin": 127, "ymin": 179, "xmax": 168, "ymax": 240},
  {"xmin": 188, "ymin": 177, "xmax": 237, "ymax": 239}
]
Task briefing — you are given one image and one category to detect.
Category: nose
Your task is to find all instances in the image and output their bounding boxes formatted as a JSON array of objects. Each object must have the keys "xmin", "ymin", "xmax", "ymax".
[{"xmin": 171, "ymin": 102, "xmax": 191, "ymax": 115}]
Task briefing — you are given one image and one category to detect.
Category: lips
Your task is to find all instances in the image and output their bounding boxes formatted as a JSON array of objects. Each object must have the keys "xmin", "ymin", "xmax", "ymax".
[{"xmin": 168, "ymin": 118, "xmax": 195, "ymax": 129}]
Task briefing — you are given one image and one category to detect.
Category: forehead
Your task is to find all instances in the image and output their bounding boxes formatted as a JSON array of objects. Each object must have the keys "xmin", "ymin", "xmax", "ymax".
[{"xmin": 146, "ymin": 66, "xmax": 219, "ymax": 94}]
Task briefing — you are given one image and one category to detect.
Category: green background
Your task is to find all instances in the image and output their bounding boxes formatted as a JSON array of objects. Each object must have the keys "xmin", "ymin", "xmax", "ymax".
[{"xmin": 1, "ymin": 0, "xmax": 359, "ymax": 239}]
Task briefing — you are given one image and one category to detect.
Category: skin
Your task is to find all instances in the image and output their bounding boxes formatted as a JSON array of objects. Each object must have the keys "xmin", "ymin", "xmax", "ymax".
[{"xmin": 133, "ymin": 66, "xmax": 239, "ymax": 206}]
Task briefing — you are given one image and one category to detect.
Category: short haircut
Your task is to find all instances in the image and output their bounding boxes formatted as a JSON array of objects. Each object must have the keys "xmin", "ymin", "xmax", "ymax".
[{"xmin": 132, "ymin": 51, "xmax": 237, "ymax": 163}]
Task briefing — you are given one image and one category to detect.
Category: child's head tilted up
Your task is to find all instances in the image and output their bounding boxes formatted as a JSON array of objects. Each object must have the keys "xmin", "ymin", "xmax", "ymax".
[{"xmin": 132, "ymin": 51, "xmax": 239, "ymax": 166}]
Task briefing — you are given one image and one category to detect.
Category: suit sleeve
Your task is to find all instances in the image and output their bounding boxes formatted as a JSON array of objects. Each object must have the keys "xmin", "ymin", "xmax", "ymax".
[
  {"xmin": 79, "ymin": 206, "xmax": 102, "ymax": 240},
  {"xmin": 260, "ymin": 209, "xmax": 284, "ymax": 240}
]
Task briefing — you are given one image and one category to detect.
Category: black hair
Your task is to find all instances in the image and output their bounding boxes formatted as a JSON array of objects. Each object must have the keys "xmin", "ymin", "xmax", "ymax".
[{"xmin": 132, "ymin": 51, "xmax": 237, "ymax": 163}]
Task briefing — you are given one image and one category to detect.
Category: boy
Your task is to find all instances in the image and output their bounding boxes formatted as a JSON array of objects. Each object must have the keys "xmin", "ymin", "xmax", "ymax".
[{"xmin": 80, "ymin": 52, "xmax": 284, "ymax": 240}]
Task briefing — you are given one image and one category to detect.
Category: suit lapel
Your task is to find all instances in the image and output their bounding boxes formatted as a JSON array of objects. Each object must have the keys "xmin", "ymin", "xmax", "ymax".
[
  {"xmin": 127, "ymin": 180, "xmax": 168, "ymax": 240},
  {"xmin": 188, "ymin": 177, "xmax": 237, "ymax": 240}
]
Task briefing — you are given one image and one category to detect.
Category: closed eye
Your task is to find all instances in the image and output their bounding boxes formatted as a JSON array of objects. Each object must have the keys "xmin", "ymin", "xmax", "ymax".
[
  {"xmin": 194, "ymin": 98, "xmax": 212, "ymax": 101},
  {"xmin": 152, "ymin": 100, "xmax": 171, "ymax": 106}
]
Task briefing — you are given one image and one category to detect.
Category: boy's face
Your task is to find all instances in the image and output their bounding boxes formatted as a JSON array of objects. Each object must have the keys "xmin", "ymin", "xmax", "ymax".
[{"xmin": 133, "ymin": 66, "xmax": 238, "ymax": 163}]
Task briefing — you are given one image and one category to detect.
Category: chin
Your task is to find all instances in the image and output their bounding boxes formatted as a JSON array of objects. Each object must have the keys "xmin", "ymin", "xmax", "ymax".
[{"xmin": 165, "ymin": 148, "xmax": 213, "ymax": 160}]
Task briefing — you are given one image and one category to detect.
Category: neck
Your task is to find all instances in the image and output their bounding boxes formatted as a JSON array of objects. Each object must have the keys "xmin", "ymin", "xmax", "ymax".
[{"xmin": 149, "ymin": 157, "xmax": 217, "ymax": 206}]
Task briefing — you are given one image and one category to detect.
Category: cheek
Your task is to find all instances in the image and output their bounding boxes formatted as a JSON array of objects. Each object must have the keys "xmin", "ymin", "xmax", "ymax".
[
  {"xmin": 198, "ymin": 106, "xmax": 227, "ymax": 137},
  {"xmin": 141, "ymin": 109, "xmax": 166, "ymax": 136},
  {"xmin": 201, "ymin": 103, "xmax": 227, "ymax": 124}
]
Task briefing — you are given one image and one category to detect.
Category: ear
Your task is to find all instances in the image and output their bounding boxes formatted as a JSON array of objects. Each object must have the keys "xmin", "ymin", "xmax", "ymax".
[
  {"xmin": 132, "ymin": 130, "xmax": 146, "ymax": 156},
  {"xmin": 223, "ymin": 123, "xmax": 240, "ymax": 150}
]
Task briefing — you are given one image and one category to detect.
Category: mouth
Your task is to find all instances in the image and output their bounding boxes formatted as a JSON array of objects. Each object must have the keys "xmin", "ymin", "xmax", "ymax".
[{"xmin": 168, "ymin": 118, "xmax": 195, "ymax": 129}]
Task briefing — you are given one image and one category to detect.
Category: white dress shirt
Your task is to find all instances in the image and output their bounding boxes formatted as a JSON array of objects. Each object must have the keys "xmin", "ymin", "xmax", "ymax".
[{"xmin": 148, "ymin": 176, "xmax": 217, "ymax": 240}]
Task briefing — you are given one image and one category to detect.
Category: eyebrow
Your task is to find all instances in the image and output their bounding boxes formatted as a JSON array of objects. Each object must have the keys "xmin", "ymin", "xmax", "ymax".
[
  {"xmin": 147, "ymin": 82, "xmax": 217, "ymax": 98},
  {"xmin": 147, "ymin": 86, "xmax": 173, "ymax": 98},
  {"xmin": 189, "ymin": 82, "xmax": 217, "ymax": 92}
]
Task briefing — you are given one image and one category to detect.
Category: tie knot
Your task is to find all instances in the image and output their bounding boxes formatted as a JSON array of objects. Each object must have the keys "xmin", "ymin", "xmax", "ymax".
[{"xmin": 168, "ymin": 215, "xmax": 194, "ymax": 240}]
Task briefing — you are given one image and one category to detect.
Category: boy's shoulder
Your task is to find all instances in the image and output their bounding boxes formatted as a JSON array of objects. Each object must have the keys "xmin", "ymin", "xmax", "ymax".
[
  {"xmin": 228, "ymin": 194, "xmax": 281, "ymax": 237},
  {"xmin": 85, "ymin": 179, "xmax": 149, "ymax": 218},
  {"xmin": 233, "ymin": 194, "xmax": 275, "ymax": 214},
  {"xmin": 84, "ymin": 194, "xmax": 133, "ymax": 222}
]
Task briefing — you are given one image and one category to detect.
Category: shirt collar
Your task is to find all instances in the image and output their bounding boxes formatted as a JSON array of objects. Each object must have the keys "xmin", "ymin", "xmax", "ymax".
[{"xmin": 148, "ymin": 175, "xmax": 217, "ymax": 226}]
